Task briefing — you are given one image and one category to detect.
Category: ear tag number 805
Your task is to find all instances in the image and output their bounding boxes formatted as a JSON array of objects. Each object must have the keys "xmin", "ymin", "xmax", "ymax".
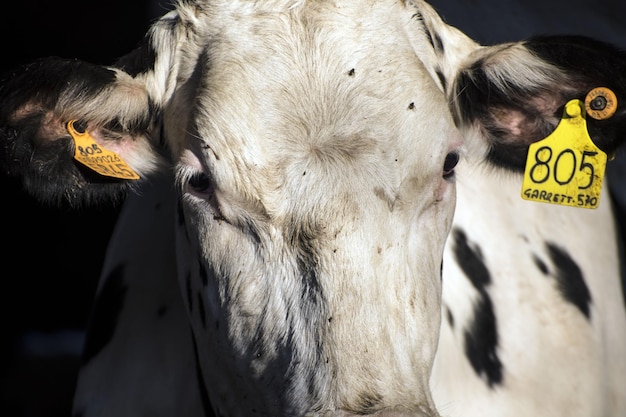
[
  {"xmin": 521, "ymin": 99, "xmax": 607, "ymax": 209},
  {"xmin": 67, "ymin": 120, "xmax": 140, "ymax": 180}
]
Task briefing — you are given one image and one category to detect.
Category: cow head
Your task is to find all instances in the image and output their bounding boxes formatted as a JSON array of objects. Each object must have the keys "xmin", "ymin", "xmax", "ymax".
[{"xmin": 1, "ymin": 1, "xmax": 625, "ymax": 416}]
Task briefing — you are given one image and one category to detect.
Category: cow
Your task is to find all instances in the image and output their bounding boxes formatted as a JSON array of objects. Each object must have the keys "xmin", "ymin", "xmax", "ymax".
[{"xmin": 1, "ymin": 0, "xmax": 625, "ymax": 416}]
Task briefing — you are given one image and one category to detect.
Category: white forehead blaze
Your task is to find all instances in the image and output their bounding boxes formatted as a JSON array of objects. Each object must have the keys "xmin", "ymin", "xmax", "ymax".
[{"xmin": 174, "ymin": 2, "xmax": 460, "ymax": 230}]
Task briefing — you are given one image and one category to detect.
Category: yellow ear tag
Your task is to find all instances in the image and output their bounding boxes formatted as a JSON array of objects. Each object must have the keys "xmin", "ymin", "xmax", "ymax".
[
  {"xmin": 521, "ymin": 99, "xmax": 606, "ymax": 209},
  {"xmin": 67, "ymin": 121, "xmax": 140, "ymax": 180}
]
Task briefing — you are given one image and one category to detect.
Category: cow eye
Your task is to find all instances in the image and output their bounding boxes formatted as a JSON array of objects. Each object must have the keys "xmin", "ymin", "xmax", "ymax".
[
  {"xmin": 188, "ymin": 172, "xmax": 212, "ymax": 193},
  {"xmin": 443, "ymin": 152, "xmax": 459, "ymax": 179}
]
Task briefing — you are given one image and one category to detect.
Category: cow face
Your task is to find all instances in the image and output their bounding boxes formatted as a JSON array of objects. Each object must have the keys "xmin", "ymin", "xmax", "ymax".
[
  {"xmin": 167, "ymin": 2, "xmax": 463, "ymax": 415},
  {"xmin": 2, "ymin": 1, "xmax": 626, "ymax": 416}
]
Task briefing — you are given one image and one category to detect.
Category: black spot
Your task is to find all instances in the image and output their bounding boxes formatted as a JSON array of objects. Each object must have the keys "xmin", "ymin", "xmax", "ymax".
[
  {"xmin": 440, "ymin": 259, "xmax": 444, "ymax": 281},
  {"xmin": 424, "ymin": 29, "xmax": 435, "ymax": 51},
  {"xmin": 290, "ymin": 222, "xmax": 321, "ymax": 269},
  {"xmin": 197, "ymin": 291, "xmax": 207, "ymax": 328},
  {"xmin": 433, "ymin": 33, "xmax": 444, "ymax": 54},
  {"xmin": 451, "ymin": 228, "xmax": 503, "ymax": 387},
  {"xmin": 546, "ymin": 242, "xmax": 592, "ymax": 319},
  {"xmin": 435, "ymin": 68, "xmax": 447, "ymax": 91},
  {"xmin": 463, "ymin": 292, "xmax": 503, "ymax": 387},
  {"xmin": 298, "ymin": 259, "xmax": 323, "ymax": 309},
  {"xmin": 451, "ymin": 228, "xmax": 490, "ymax": 289},
  {"xmin": 354, "ymin": 391, "xmax": 383, "ymax": 414},
  {"xmin": 411, "ymin": 11, "xmax": 423, "ymax": 22},
  {"xmin": 408, "ymin": 102, "xmax": 415, "ymax": 110},
  {"xmin": 423, "ymin": 26, "xmax": 444, "ymax": 55},
  {"xmin": 532, "ymin": 253, "xmax": 549, "ymax": 275},
  {"xmin": 446, "ymin": 305, "xmax": 455, "ymax": 329},
  {"xmin": 81, "ymin": 264, "xmax": 127, "ymax": 364},
  {"xmin": 347, "ymin": 68, "xmax": 355, "ymax": 76}
]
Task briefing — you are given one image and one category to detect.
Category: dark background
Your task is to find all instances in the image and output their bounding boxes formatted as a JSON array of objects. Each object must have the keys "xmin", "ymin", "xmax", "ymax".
[
  {"xmin": 0, "ymin": 1, "xmax": 171, "ymax": 416},
  {"xmin": 0, "ymin": 1, "xmax": 624, "ymax": 416}
]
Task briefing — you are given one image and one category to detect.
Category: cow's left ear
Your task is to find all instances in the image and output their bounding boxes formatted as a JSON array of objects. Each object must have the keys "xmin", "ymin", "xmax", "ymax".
[
  {"xmin": 451, "ymin": 35, "xmax": 626, "ymax": 171},
  {"xmin": 0, "ymin": 57, "xmax": 163, "ymax": 206}
]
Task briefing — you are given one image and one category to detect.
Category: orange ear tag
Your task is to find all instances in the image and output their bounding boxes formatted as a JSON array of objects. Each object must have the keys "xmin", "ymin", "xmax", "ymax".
[
  {"xmin": 521, "ymin": 99, "xmax": 607, "ymax": 209},
  {"xmin": 67, "ymin": 121, "xmax": 140, "ymax": 180},
  {"xmin": 584, "ymin": 87, "xmax": 617, "ymax": 120}
]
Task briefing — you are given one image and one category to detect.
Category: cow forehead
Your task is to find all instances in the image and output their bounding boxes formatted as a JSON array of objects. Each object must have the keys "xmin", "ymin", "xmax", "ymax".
[{"xmin": 168, "ymin": 0, "xmax": 458, "ymax": 216}]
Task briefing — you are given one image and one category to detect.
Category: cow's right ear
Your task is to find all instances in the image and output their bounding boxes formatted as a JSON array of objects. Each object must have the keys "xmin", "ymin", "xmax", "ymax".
[{"xmin": 0, "ymin": 57, "xmax": 163, "ymax": 207}]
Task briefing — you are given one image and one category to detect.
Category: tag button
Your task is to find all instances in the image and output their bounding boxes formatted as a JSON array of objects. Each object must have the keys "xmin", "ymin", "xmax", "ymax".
[{"xmin": 584, "ymin": 87, "xmax": 617, "ymax": 120}]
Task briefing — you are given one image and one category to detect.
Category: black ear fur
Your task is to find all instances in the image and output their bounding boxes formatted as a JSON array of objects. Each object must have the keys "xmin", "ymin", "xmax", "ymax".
[
  {"xmin": 528, "ymin": 36, "xmax": 626, "ymax": 155},
  {"xmin": 452, "ymin": 35, "xmax": 626, "ymax": 172},
  {"xmin": 0, "ymin": 58, "xmax": 141, "ymax": 207}
]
